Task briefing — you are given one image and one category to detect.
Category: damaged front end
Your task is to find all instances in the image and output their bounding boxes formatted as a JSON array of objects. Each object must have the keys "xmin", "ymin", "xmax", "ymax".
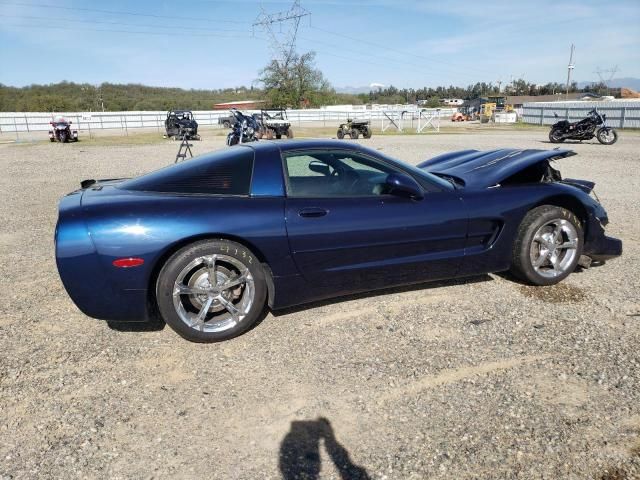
[{"xmin": 419, "ymin": 148, "xmax": 622, "ymax": 265}]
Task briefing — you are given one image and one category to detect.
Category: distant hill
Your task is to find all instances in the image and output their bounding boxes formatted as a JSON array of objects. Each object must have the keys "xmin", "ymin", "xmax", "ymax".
[
  {"xmin": 335, "ymin": 85, "xmax": 373, "ymax": 94},
  {"xmin": 577, "ymin": 77, "xmax": 640, "ymax": 91}
]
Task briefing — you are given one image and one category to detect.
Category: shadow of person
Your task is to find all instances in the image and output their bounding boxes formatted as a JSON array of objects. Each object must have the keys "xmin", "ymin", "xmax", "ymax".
[{"xmin": 279, "ymin": 417, "xmax": 370, "ymax": 480}]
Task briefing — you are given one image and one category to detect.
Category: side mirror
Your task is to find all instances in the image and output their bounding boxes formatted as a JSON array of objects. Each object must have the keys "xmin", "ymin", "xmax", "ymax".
[
  {"xmin": 385, "ymin": 173, "xmax": 424, "ymax": 200},
  {"xmin": 308, "ymin": 160, "xmax": 331, "ymax": 176}
]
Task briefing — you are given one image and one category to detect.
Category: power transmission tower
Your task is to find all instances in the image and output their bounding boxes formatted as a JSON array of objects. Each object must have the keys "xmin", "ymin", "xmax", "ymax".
[
  {"xmin": 253, "ymin": 0, "xmax": 310, "ymax": 65},
  {"xmin": 594, "ymin": 66, "xmax": 619, "ymax": 94},
  {"xmin": 565, "ymin": 44, "xmax": 575, "ymax": 99}
]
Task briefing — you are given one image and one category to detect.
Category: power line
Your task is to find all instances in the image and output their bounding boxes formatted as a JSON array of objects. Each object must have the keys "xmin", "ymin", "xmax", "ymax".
[
  {"xmin": 309, "ymin": 25, "xmax": 496, "ymax": 76},
  {"xmin": 0, "ymin": 0, "xmax": 251, "ymax": 24},
  {"xmin": 0, "ymin": 14, "xmax": 248, "ymax": 32},
  {"xmin": 1, "ymin": 22, "xmax": 251, "ymax": 38},
  {"xmin": 298, "ymin": 35, "xmax": 490, "ymax": 81}
]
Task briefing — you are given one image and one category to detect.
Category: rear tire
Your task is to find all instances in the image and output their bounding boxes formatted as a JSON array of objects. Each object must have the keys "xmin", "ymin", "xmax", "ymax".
[
  {"xmin": 549, "ymin": 128, "xmax": 564, "ymax": 143},
  {"xmin": 510, "ymin": 205, "xmax": 583, "ymax": 286},
  {"xmin": 156, "ymin": 240, "xmax": 267, "ymax": 343},
  {"xmin": 363, "ymin": 127, "xmax": 372, "ymax": 139}
]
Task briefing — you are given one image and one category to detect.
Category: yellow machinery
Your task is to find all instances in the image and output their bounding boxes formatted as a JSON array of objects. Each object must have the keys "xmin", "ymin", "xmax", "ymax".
[
  {"xmin": 479, "ymin": 102, "xmax": 497, "ymax": 123},
  {"xmin": 480, "ymin": 96, "xmax": 514, "ymax": 123}
]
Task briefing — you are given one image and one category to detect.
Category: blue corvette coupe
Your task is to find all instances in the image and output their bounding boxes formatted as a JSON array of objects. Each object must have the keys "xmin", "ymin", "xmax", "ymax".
[{"xmin": 55, "ymin": 140, "xmax": 621, "ymax": 342}]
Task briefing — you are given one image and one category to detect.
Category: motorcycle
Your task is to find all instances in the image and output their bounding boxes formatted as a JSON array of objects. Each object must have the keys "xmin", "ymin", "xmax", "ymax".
[
  {"xmin": 226, "ymin": 109, "xmax": 260, "ymax": 146},
  {"xmin": 549, "ymin": 109, "xmax": 618, "ymax": 145},
  {"xmin": 49, "ymin": 117, "xmax": 78, "ymax": 143}
]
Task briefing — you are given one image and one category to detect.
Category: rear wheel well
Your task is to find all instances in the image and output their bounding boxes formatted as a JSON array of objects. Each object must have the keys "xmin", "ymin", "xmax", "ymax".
[{"xmin": 146, "ymin": 234, "xmax": 273, "ymax": 317}]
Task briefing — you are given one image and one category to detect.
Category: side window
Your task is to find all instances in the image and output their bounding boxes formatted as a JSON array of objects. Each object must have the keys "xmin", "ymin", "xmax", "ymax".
[{"xmin": 283, "ymin": 150, "xmax": 398, "ymax": 197}]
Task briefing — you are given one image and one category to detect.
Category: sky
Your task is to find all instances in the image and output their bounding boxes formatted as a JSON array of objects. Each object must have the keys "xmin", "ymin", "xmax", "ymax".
[{"xmin": 0, "ymin": 0, "xmax": 639, "ymax": 90}]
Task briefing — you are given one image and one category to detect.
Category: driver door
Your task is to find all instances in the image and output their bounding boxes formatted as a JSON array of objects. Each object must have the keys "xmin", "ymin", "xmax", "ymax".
[{"xmin": 283, "ymin": 149, "xmax": 468, "ymax": 289}]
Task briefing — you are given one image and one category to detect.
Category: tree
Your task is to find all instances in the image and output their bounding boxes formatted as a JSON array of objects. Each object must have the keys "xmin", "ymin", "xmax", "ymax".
[{"xmin": 259, "ymin": 51, "xmax": 334, "ymax": 108}]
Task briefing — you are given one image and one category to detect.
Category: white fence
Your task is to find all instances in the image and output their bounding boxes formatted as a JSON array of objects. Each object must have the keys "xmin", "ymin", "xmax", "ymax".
[
  {"xmin": 0, "ymin": 108, "xmax": 457, "ymax": 135},
  {"xmin": 521, "ymin": 101, "xmax": 640, "ymax": 129}
]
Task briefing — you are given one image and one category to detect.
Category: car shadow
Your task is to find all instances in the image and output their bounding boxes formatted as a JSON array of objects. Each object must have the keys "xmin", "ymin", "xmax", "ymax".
[
  {"xmin": 279, "ymin": 417, "xmax": 370, "ymax": 480},
  {"xmin": 271, "ymin": 274, "xmax": 492, "ymax": 318},
  {"xmin": 538, "ymin": 140, "xmax": 600, "ymax": 145},
  {"xmin": 107, "ymin": 316, "xmax": 166, "ymax": 333}
]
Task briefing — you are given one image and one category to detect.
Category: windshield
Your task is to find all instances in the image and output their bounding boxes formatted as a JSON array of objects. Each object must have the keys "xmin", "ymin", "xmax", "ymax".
[{"xmin": 357, "ymin": 145, "xmax": 454, "ymax": 191}]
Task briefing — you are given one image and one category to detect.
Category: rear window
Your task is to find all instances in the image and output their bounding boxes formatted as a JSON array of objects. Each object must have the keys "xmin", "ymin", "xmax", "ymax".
[{"xmin": 120, "ymin": 147, "xmax": 254, "ymax": 195}]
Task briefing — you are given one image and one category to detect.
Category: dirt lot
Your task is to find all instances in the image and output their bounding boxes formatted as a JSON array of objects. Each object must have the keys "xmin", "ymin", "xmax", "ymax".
[{"xmin": 1, "ymin": 127, "xmax": 639, "ymax": 479}]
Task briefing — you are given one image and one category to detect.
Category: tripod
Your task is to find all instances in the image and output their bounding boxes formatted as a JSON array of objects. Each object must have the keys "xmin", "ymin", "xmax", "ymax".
[{"xmin": 175, "ymin": 131, "xmax": 194, "ymax": 163}]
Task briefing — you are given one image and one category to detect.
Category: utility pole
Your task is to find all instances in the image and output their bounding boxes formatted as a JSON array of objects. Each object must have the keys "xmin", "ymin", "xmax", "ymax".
[
  {"xmin": 594, "ymin": 65, "xmax": 619, "ymax": 95},
  {"xmin": 253, "ymin": 0, "xmax": 310, "ymax": 65},
  {"xmin": 565, "ymin": 44, "xmax": 575, "ymax": 99}
]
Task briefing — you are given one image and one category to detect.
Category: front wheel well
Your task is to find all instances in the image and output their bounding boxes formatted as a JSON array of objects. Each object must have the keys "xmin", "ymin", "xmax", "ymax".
[
  {"xmin": 145, "ymin": 234, "xmax": 273, "ymax": 316},
  {"xmin": 531, "ymin": 195, "xmax": 588, "ymax": 236}
]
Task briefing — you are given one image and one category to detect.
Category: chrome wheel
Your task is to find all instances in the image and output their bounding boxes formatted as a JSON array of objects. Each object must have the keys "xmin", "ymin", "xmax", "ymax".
[
  {"xmin": 172, "ymin": 254, "xmax": 254, "ymax": 333},
  {"xmin": 529, "ymin": 219, "xmax": 579, "ymax": 278},
  {"xmin": 597, "ymin": 128, "xmax": 618, "ymax": 145}
]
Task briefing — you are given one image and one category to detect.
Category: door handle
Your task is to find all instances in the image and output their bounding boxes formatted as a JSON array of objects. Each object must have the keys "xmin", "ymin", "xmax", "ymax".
[{"xmin": 298, "ymin": 207, "xmax": 328, "ymax": 218}]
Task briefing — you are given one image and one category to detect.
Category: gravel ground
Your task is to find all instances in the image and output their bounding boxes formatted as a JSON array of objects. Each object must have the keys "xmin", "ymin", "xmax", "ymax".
[{"xmin": 1, "ymin": 128, "xmax": 639, "ymax": 479}]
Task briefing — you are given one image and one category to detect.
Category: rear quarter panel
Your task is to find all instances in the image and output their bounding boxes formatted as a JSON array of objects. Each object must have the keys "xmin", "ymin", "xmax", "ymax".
[{"xmin": 82, "ymin": 188, "xmax": 294, "ymax": 291}]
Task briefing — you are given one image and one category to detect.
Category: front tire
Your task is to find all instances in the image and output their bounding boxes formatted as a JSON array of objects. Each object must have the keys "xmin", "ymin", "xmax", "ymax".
[
  {"xmin": 156, "ymin": 240, "xmax": 267, "ymax": 342},
  {"xmin": 549, "ymin": 128, "xmax": 564, "ymax": 143},
  {"xmin": 597, "ymin": 128, "xmax": 618, "ymax": 145},
  {"xmin": 510, "ymin": 205, "xmax": 583, "ymax": 286},
  {"xmin": 336, "ymin": 129, "xmax": 344, "ymax": 139},
  {"xmin": 350, "ymin": 129, "xmax": 359, "ymax": 139}
]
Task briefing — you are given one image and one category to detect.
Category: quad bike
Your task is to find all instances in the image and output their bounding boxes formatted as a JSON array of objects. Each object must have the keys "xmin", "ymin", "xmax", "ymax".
[
  {"xmin": 336, "ymin": 119, "xmax": 372, "ymax": 139},
  {"xmin": 549, "ymin": 109, "xmax": 618, "ymax": 145},
  {"xmin": 256, "ymin": 109, "xmax": 293, "ymax": 139},
  {"xmin": 226, "ymin": 109, "xmax": 260, "ymax": 146},
  {"xmin": 165, "ymin": 110, "xmax": 201, "ymax": 140},
  {"xmin": 49, "ymin": 117, "xmax": 78, "ymax": 143}
]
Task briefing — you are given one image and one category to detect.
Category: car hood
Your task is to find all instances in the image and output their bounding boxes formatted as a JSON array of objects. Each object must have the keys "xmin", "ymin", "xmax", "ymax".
[{"xmin": 417, "ymin": 148, "xmax": 576, "ymax": 189}]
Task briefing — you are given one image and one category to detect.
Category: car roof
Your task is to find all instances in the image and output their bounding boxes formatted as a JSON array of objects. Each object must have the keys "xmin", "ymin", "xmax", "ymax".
[{"xmin": 246, "ymin": 139, "xmax": 362, "ymax": 154}]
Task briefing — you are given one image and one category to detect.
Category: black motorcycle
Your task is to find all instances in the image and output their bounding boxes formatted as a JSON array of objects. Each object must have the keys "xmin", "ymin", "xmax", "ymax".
[
  {"xmin": 48, "ymin": 117, "xmax": 78, "ymax": 143},
  {"xmin": 226, "ymin": 109, "xmax": 260, "ymax": 146},
  {"xmin": 549, "ymin": 109, "xmax": 618, "ymax": 145}
]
